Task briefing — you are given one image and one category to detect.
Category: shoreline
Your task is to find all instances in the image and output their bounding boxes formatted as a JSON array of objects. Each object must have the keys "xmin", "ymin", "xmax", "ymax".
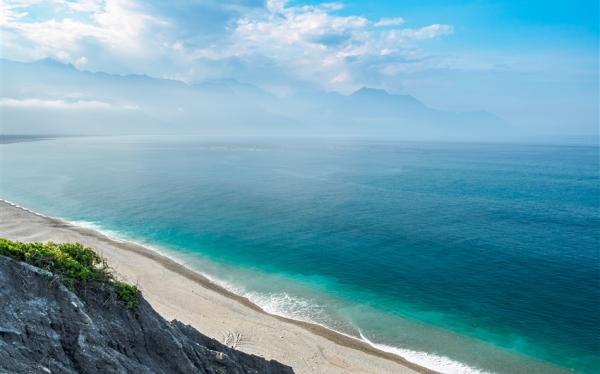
[{"xmin": 0, "ymin": 199, "xmax": 436, "ymax": 374}]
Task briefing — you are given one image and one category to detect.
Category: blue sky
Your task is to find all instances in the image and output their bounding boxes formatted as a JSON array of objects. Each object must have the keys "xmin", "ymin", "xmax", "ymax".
[{"xmin": 1, "ymin": 0, "xmax": 598, "ymax": 136}]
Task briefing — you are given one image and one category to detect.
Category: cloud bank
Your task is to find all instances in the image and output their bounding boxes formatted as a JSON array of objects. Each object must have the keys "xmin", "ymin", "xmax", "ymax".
[
  {"xmin": 0, "ymin": 98, "xmax": 138, "ymax": 110},
  {"xmin": 0, "ymin": 0, "xmax": 453, "ymax": 93}
]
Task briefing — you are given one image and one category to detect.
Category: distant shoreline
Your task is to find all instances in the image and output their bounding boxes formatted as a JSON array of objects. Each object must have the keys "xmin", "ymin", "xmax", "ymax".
[
  {"xmin": 0, "ymin": 135, "xmax": 57, "ymax": 144},
  {"xmin": 0, "ymin": 199, "xmax": 434, "ymax": 374}
]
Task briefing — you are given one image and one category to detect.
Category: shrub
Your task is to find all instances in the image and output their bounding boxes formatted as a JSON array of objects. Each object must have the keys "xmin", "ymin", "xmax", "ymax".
[
  {"xmin": 114, "ymin": 281, "xmax": 140, "ymax": 310},
  {"xmin": 0, "ymin": 238, "xmax": 140, "ymax": 309}
]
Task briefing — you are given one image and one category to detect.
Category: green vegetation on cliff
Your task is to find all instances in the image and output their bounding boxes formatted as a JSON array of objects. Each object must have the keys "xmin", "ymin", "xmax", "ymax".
[{"xmin": 0, "ymin": 238, "xmax": 140, "ymax": 309}]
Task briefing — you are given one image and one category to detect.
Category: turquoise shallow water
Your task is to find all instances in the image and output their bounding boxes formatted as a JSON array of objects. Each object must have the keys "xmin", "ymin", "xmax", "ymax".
[{"xmin": 1, "ymin": 136, "xmax": 599, "ymax": 373}]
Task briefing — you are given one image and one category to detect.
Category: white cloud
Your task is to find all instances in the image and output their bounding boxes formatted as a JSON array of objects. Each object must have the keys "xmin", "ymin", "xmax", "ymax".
[
  {"xmin": 225, "ymin": 2, "xmax": 453, "ymax": 91},
  {"xmin": 236, "ymin": 4, "xmax": 368, "ymax": 46},
  {"xmin": 0, "ymin": 0, "xmax": 455, "ymax": 92},
  {"xmin": 394, "ymin": 24, "xmax": 454, "ymax": 40},
  {"xmin": 121, "ymin": 104, "xmax": 140, "ymax": 110},
  {"xmin": 74, "ymin": 56, "xmax": 88, "ymax": 68},
  {"xmin": 1, "ymin": 0, "xmax": 167, "ymax": 58},
  {"xmin": 59, "ymin": 0, "xmax": 104, "ymax": 13},
  {"xmin": 0, "ymin": 98, "xmax": 138, "ymax": 110},
  {"xmin": 374, "ymin": 17, "xmax": 404, "ymax": 27}
]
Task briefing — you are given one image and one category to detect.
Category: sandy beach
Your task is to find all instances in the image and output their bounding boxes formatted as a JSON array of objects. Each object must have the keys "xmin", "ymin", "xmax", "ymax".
[{"xmin": 0, "ymin": 199, "xmax": 433, "ymax": 374}]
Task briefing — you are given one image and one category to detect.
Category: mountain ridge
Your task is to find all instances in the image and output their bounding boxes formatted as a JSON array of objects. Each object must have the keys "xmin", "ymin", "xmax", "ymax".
[{"xmin": 1, "ymin": 58, "xmax": 507, "ymax": 139}]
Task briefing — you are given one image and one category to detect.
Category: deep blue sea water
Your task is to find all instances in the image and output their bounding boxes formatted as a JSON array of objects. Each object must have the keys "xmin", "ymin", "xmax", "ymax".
[{"xmin": 1, "ymin": 136, "xmax": 599, "ymax": 373}]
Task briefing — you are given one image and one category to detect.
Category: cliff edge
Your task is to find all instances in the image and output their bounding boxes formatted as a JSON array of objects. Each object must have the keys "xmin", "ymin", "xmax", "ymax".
[{"xmin": 0, "ymin": 253, "xmax": 293, "ymax": 374}]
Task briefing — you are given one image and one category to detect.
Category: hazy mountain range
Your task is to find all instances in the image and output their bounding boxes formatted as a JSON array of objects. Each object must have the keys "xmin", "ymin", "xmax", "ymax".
[{"xmin": 0, "ymin": 59, "xmax": 507, "ymax": 140}]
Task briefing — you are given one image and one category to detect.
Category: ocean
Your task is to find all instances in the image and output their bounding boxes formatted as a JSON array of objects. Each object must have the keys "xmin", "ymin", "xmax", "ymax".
[{"xmin": 1, "ymin": 136, "xmax": 598, "ymax": 373}]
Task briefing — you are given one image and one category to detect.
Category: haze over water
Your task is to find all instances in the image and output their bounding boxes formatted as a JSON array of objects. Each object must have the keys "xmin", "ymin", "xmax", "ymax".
[{"xmin": 1, "ymin": 136, "xmax": 598, "ymax": 374}]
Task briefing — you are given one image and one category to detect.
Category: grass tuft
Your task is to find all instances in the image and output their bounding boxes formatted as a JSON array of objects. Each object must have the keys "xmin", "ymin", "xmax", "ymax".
[{"xmin": 0, "ymin": 238, "xmax": 140, "ymax": 309}]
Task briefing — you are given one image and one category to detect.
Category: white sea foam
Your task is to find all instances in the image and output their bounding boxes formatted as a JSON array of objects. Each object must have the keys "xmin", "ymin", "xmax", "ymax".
[
  {"xmin": 67, "ymin": 219, "xmax": 184, "ymax": 264},
  {"xmin": 244, "ymin": 291, "xmax": 327, "ymax": 323},
  {"xmin": 69, "ymin": 220, "xmax": 129, "ymax": 243},
  {"xmin": 237, "ymin": 288, "xmax": 493, "ymax": 374},
  {"xmin": 197, "ymin": 271, "xmax": 246, "ymax": 295},
  {"xmin": 1, "ymin": 199, "xmax": 54, "ymax": 219},
  {"xmin": 359, "ymin": 332, "xmax": 492, "ymax": 374}
]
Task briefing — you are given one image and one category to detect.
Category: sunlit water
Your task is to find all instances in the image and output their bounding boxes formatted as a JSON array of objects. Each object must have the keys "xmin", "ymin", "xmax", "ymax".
[{"xmin": 1, "ymin": 136, "xmax": 598, "ymax": 373}]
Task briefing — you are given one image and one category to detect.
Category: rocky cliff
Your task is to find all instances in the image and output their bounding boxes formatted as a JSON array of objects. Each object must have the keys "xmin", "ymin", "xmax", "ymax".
[{"xmin": 0, "ymin": 255, "xmax": 293, "ymax": 374}]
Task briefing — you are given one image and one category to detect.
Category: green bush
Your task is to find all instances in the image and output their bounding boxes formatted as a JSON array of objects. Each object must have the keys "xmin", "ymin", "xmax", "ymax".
[
  {"xmin": 114, "ymin": 281, "xmax": 140, "ymax": 310},
  {"xmin": 0, "ymin": 238, "xmax": 140, "ymax": 309}
]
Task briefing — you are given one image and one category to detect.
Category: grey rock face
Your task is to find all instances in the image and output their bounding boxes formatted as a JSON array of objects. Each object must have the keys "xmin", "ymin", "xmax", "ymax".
[{"xmin": 0, "ymin": 255, "xmax": 294, "ymax": 374}]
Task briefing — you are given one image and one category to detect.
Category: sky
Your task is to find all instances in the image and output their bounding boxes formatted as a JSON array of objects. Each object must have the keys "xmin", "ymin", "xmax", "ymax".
[{"xmin": 1, "ymin": 0, "xmax": 598, "ymax": 138}]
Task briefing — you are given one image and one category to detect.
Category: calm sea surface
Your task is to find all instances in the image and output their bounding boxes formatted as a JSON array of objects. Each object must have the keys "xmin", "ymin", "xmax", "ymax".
[{"xmin": 1, "ymin": 136, "xmax": 599, "ymax": 373}]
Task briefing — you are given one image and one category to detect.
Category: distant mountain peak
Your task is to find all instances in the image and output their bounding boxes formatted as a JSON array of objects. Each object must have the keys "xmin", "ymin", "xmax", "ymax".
[
  {"xmin": 351, "ymin": 87, "xmax": 390, "ymax": 97},
  {"xmin": 351, "ymin": 87, "xmax": 419, "ymax": 101},
  {"xmin": 349, "ymin": 86, "xmax": 424, "ymax": 110},
  {"xmin": 35, "ymin": 57, "xmax": 76, "ymax": 70}
]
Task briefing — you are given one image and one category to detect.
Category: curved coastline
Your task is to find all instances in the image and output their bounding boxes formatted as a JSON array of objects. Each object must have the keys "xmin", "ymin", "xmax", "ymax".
[{"xmin": 0, "ymin": 198, "xmax": 439, "ymax": 374}]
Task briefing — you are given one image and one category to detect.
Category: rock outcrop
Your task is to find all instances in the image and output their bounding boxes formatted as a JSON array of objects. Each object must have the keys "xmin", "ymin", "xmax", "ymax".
[{"xmin": 0, "ymin": 255, "xmax": 294, "ymax": 374}]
